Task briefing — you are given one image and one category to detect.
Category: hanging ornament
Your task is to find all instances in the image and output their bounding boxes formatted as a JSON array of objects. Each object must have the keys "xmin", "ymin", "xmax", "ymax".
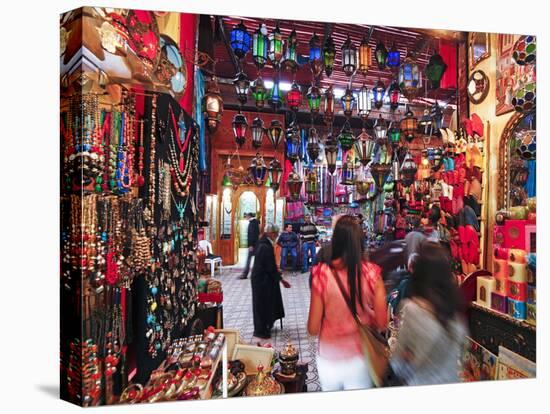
[
  {"xmin": 357, "ymin": 84, "xmax": 372, "ymax": 120},
  {"xmin": 338, "ymin": 121, "xmax": 355, "ymax": 151},
  {"xmin": 305, "ymin": 168, "xmax": 319, "ymax": 195},
  {"xmin": 342, "ymin": 35, "xmax": 357, "ymax": 76},
  {"xmin": 307, "ymin": 84, "xmax": 321, "ymax": 114},
  {"xmin": 269, "ymin": 75, "xmax": 282, "ymax": 110},
  {"xmin": 286, "ymin": 81, "xmax": 302, "ymax": 111},
  {"xmin": 309, "ymin": 33, "xmax": 323, "ymax": 78},
  {"xmin": 388, "ymin": 80, "xmax": 400, "ymax": 111},
  {"xmin": 324, "ymin": 134, "xmax": 339, "ymax": 174},
  {"xmin": 285, "ymin": 123, "xmax": 301, "ymax": 164},
  {"xmin": 425, "ymin": 51, "xmax": 447, "ymax": 90},
  {"xmin": 513, "ymin": 35, "xmax": 536, "ymax": 66},
  {"xmin": 307, "ymin": 127, "xmax": 321, "ymax": 162},
  {"xmin": 400, "ymin": 106, "xmax": 418, "ymax": 142},
  {"xmin": 373, "ymin": 115, "xmax": 388, "ymax": 143},
  {"xmin": 323, "ymin": 86, "xmax": 335, "ymax": 124},
  {"xmin": 282, "ymin": 29, "xmax": 298, "ymax": 72},
  {"xmin": 370, "ymin": 162, "xmax": 392, "ymax": 193},
  {"xmin": 249, "ymin": 153, "xmax": 268, "ymax": 186},
  {"xmin": 516, "ymin": 129, "xmax": 536, "ymax": 160},
  {"xmin": 389, "ymin": 124, "xmax": 401, "ymax": 146},
  {"xmin": 268, "ymin": 157, "xmax": 283, "ymax": 191},
  {"xmin": 251, "ymin": 117, "xmax": 265, "ymax": 149},
  {"xmin": 374, "ymin": 41, "xmax": 388, "ymax": 70},
  {"xmin": 387, "ymin": 43, "xmax": 400, "ymax": 68},
  {"xmin": 355, "ymin": 168, "xmax": 370, "ymax": 197},
  {"xmin": 341, "ymin": 154, "xmax": 356, "ymax": 185},
  {"xmin": 286, "ymin": 169, "xmax": 303, "ymax": 200},
  {"xmin": 266, "ymin": 119, "xmax": 284, "ymax": 149},
  {"xmin": 418, "ymin": 108, "xmax": 434, "ymax": 137},
  {"xmin": 233, "ymin": 71, "xmax": 250, "ymax": 105},
  {"xmin": 400, "ymin": 151, "xmax": 417, "ymax": 187},
  {"xmin": 341, "ymin": 87, "xmax": 356, "ymax": 118},
  {"xmin": 232, "ymin": 112, "xmax": 248, "ymax": 147},
  {"xmin": 252, "ymin": 23, "xmax": 268, "ymax": 69},
  {"xmin": 392, "ymin": 151, "xmax": 400, "ymax": 179},
  {"xmin": 230, "ymin": 21, "xmax": 251, "ymax": 59},
  {"xmin": 355, "ymin": 129, "xmax": 376, "ymax": 166},
  {"xmin": 268, "ymin": 24, "xmax": 284, "ymax": 68},
  {"xmin": 512, "ymin": 78, "xmax": 536, "ymax": 113},
  {"xmin": 358, "ymin": 33, "xmax": 372, "ymax": 77},
  {"xmin": 202, "ymin": 75, "xmax": 223, "ymax": 133},
  {"xmin": 323, "ymin": 35, "xmax": 336, "ymax": 77},
  {"xmin": 373, "ymin": 79, "xmax": 386, "ymax": 110},
  {"xmin": 251, "ymin": 76, "xmax": 268, "ymax": 108},
  {"xmin": 399, "ymin": 51, "xmax": 421, "ymax": 101}
]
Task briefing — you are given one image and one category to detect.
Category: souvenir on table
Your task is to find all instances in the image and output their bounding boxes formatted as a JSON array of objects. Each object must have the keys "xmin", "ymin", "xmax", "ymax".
[{"xmin": 243, "ymin": 364, "xmax": 284, "ymax": 397}]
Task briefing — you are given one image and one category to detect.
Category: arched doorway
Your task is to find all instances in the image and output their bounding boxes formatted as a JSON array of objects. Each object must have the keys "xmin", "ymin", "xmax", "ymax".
[{"xmin": 235, "ymin": 191, "xmax": 260, "ymax": 266}]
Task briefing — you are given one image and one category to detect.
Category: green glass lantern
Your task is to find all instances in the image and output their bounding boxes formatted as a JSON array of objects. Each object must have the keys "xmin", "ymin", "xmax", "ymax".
[
  {"xmin": 513, "ymin": 35, "xmax": 536, "ymax": 66},
  {"xmin": 323, "ymin": 35, "xmax": 336, "ymax": 77},
  {"xmin": 282, "ymin": 29, "xmax": 298, "ymax": 72},
  {"xmin": 268, "ymin": 24, "xmax": 284, "ymax": 68},
  {"xmin": 338, "ymin": 121, "xmax": 355, "ymax": 151},
  {"xmin": 375, "ymin": 41, "xmax": 388, "ymax": 70},
  {"xmin": 251, "ymin": 76, "xmax": 268, "ymax": 108},
  {"xmin": 425, "ymin": 51, "xmax": 447, "ymax": 90},
  {"xmin": 252, "ymin": 23, "xmax": 268, "ymax": 69},
  {"xmin": 512, "ymin": 79, "xmax": 536, "ymax": 113},
  {"xmin": 389, "ymin": 124, "xmax": 401, "ymax": 146},
  {"xmin": 307, "ymin": 84, "xmax": 321, "ymax": 114}
]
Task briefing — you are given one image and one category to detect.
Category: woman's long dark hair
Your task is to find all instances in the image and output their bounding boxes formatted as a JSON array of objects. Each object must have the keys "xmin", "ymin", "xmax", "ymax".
[
  {"xmin": 331, "ymin": 215, "xmax": 365, "ymax": 316},
  {"xmin": 409, "ymin": 240, "xmax": 464, "ymax": 329}
]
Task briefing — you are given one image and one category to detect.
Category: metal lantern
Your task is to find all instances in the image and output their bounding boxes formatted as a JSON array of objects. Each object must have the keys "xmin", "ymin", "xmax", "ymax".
[
  {"xmin": 341, "ymin": 154, "xmax": 356, "ymax": 185},
  {"xmin": 323, "ymin": 86, "xmax": 335, "ymax": 124},
  {"xmin": 400, "ymin": 106, "xmax": 418, "ymax": 142},
  {"xmin": 324, "ymin": 134, "xmax": 339, "ymax": 174},
  {"xmin": 355, "ymin": 129, "xmax": 376, "ymax": 166},
  {"xmin": 202, "ymin": 75, "xmax": 223, "ymax": 133},
  {"xmin": 266, "ymin": 119, "xmax": 284, "ymax": 149},
  {"xmin": 305, "ymin": 168, "xmax": 319, "ymax": 194},
  {"xmin": 252, "ymin": 23, "xmax": 268, "ymax": 69},
  {"xmin": 358, "ymin": 33, "xmax": 372, "ymax": 77},
  {"xmin": 357, "ymin": 84, "xmax": 372, "ymax": 120},
  {"xmin": 233, "ymin": 72, "xmax": 250, "ymax": 105},
  {"xmin": 370, "ymin": 162, "xmax": 391, "ymax": 193},
  {"xmin": 269, "ymin": 76, "xmax": 282, "ymax": 110},
  {"xmin": 389, "ymin": 124, "xmax": 401, "ymax": 146},
  {"xmin": 307, "ymin": 127, "xmax": 321, "ymax": 162},
  {"xmin": 323, "ymin": 35, "xmax": 336, "ymax": 77},
  {"xmin": 374, "ymin": 41, "xmax": 388, "ymax": 70},
  {"xmin": 398, "ymin": 51, "xmax": 421, "ymax": 101},
  {"xmin": 286, "ymin": 81, "xmax": 302, "ymax": 111},
  {"xmin": 373, "ymin": 79, "xmax": 386, "ymax": 110},
  {"xmin": 341, "ymin": 35, "xmax": 357, "ymax": 76},
  {"xmin": 418, "ymin": 108, "xmax": 434, "ymax": 137},
  {"xmin": 268, "ymin": 158, "xmax": 283, "ymax": 191},
  {"xmin": 341, "ymin": 87, "xmax": 356, "ymax": 118},
  {"xmin": 282, "ymin": 29, "xmax": 298, "ymax": 72},
  {"xmin": 309, "ymin": 33, "xmax": 323, "ymax": 78},
  {"xmin": 425, "ymin": 51, "xmax": 447, "ymax": 90},
  {"xmin": 373, "ymin": 115, "xmax": 388, "ymax": 143},
  {"xmin": 232, "ymin": 112, "xmax": 248, "ymax": 147},
  {"xmin": 430, "ymin": 101, "xmax": 444, "ymax": 131},
  {"xmin": 251, "ymin": 76, "xmax": 268, "ymax": 108},
  {"xmin": 400, "ymin": 151, "xmax": 417, "ymax": 187},
  {"xmin": 307, "ymin": 84, "xmax": 321, "ymax": 114},
  {"xmin": 388, "ymin": 80, "xmax": 400, "ymax": 111},
  {"xmin": 230, "ymin": 21, "xmax": 251, "ymax": 59},
  {"xmin": 286, "ymin": 169, "xmax": 303, "ymax": 200},
  {"xmin": 268, "ymin": 24, "xmax": 284, "ymax": 68},
  {"xmin": 338, "ymin": 122, "xmax": 355, "ymax": 151},
  {"xmin": 513, "ymin": 35, "xmax": 536, "ymax": 66},
  {"xmin": 286, "ymin": 123, "xmax": 301, "ymax": 164},
  {"xmin": 249, "ymin": 153, "xmax": 268, "ymax": 186},
  {"xmin": 251, "ymin": 117, "xmax": 265, "ymax": 149},
  {"xmin": 432, "ymin": 147, "xmax": 444, "ymax": 171},
  {"xmin": 512, "ymin": 79, "xmax": 536, "ymax": 113},
  {"xmin": 387, "ymin": 43, "xmax": 400, "ymax": 68},
  {"xmin": 355, "ymin": 174, "xmax": 370, "ymax": 197}
]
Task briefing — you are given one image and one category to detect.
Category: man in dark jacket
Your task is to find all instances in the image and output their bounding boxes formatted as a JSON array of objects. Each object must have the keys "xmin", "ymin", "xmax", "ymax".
[
  {"xmin": 299, "ymin": 215, "xmax": 319, "ymax": 273},
  {"xmin": 240, "ymin": 212, "xmax": 260, "ymax": 279},
  {"xmin": 277, "ymin": 224, "xmax": 299, "ymax": 271},
  {"xmin": 251, "ymin": 224, "xmax": 291, "ymax": 339}
]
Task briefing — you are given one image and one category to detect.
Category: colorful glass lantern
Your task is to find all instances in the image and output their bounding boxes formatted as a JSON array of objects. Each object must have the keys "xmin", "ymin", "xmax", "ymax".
[
  {"xmin": 341, "ymin": 154, "xmax": 356, "ymax": 185},
  {"xmin": 355, "ymin": 129, "xmax": 376, "ymax": 166},
  {"xmin": 252, "ymin": 24, "xmax": 268, "ymax": 69},
  {"xmin": 357, "ymin": 84, "xmax": 372, "ymax": 120},
  {"xmin": 400, "ymin": 106, "xmax": 418, "ymax": 142},
  {"xmin": 323, "ymin": 35, "xmax": 336, "ymax": 77},
  {"xmin": 389, "ymin": 124, "xmax": 401, "ymax": 146},
  {"xmin": 370, "ymin": 162, "xmax": 391, "ymax": 193},
  {"xmin": 249, "ymin": 153, "xmax": 268, "ymax": 186},
  {"xmin": 338, "ymin": 122, "xmax": 355, "ymax": 151},
  {"xmin": 400, "ymin": 151, "xmax": 417, "ymax": 186},
  {"xmin": 233, "ymin": 72, "xmax": 250, "ymax": 105},
  {"xmin": 268, "ymin": 157, "xmax": 283, "ymax": 191},
  {"xmin": 268, "ymin": 24, "xmax": 284, "ymax": 68},
  {"xmin": 387, "ymin": 43, "xmax": 400, "ymax": 68},
  {"xmin": 512, "ymin": 79, "xmax": 536, "ymax": 113},
  {"xmin": 282, "ymin": 29, "xmax": 298, "ymax": 72},
  {"xmin": 431, "ymin": 147, "xmax": 444, "ymax": 171},
  {"xmin": 425, "ymin": 52, "xmax": 447, "ymax": 90},
  {"xmin": 513, "ymin": 35, "xmax": 536, "ymax": 66},
  {"xmin": 251, "ymin": 76, "xmax": 268, "ymax": 108},
  {"xmin": 516, "ymin": 129, "xmax": 536, "ymax": 160},
  {"xmin": 266, "ymin": 119, "xmax": 284, "ymax": 149},
  {"xmin": 324, "ymin": 134, "xmax": 339, "ymax": 174},
  {"xmin": 375, "ymin": 41, "xmax": 388, "ymax": 70},
  {"xmin": 399, "ymin": 52, "xmax": 421, "ymax": 101},
  {"xmin": 373, "ymin": 115, "xmax": 388, "ymax": 143},
  {"xmin": 222, "ymin": 170, "xmax": 233, "ymax": 189},
  {"xmin": 341, "ymin": 88, "xmax": 356, "ymax": 118},
  {"xmin": 286, "ymin": 124, "xmax": 301, "ymax": 164},
  {"xmin": 307, "ymin": 127, "xmax": 321, "ymax": 161},
  {"xmin": 232, "ymin": 112, "xmax": 248, "ymax": 147},
  {"xmin": 309, "ymin": 33, "xmax": 323, "ymax": 78},
  {"xmin": 286, "ymin": 82, "xmax": 302, "ymax": 111},
  {"xmin": 202, "ymin": 75, "xmax": 223, "ymax": 133},
  {"xmin": 286, "ymin": 169, "xmax": 303, "ymax": 200},
  {"xmin": 269, "ymin": 76, "xmax": 282, "ymax": 110},
  {"xmin": 358, "ymin": 33, "xmax": 372, "ymax": 77},
  {"xmin": 230, "ymin": 21, "xmax": 251, "ymax": 59},
  {"xmin": 251, "ymin": 117, "xmax": 265, "ymax": 149},
  {"xmin": 341, "ymin": 35, "xmax": 357, "ymax": 76},
  {"xmin": 388, "ymin": 80, "xmax": 400, "ymax": 111},
  {"xmin": 373, "ymin": 79, "xmax": 386, "ymax": 110},
  {"xmin": 305, "ymin": 168, "xmax": 319, "ymax": 194},
  {"xmin": 306, "ymin": 84, "xmax": 321, "ymax": 114},
  {"xmin": 430, "ymin": 101, "xmax": 444, "ymax": 131},
  {"xmin": 418, "ymin": 109, "xmax": 434, "ymax": 137},
  {"xmin": 355, "ymin": 174, "xmax": 370, "ymax": 197},
  {"xmin": 323, "ymin": 86, "xmax": 335, "ymax": 124}
]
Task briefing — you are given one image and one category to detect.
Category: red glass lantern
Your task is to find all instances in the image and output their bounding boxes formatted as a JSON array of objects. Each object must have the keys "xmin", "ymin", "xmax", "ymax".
[
  {"xmin": 232, "ymin": 112, "xmax": 248, "ymax": 147},
  {"xmin": 286, "ymin": 170, "xmax": 303, "ymax": 201},
  {"xmin": 286, "ymin": 82, "xmax": 302, "ymax": 111}
]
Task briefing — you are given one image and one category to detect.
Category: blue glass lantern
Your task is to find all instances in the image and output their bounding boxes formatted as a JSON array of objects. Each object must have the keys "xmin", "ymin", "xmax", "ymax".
[
  {"xmin": 269, "ymin": 75, "xmax": 282, "ymax": 110},
  {"xmin": 399, "ymin": 51, "xmax": 421, "ymax": 101},
  {"xmin": 249, "ymin": 153, "xmax": 268, "ymax": 187},
  {"xmin": 387, "ymin": 43, "xmax": 400, "ymax": 68},
  {"xmin": 286, "ymin": 123, "xmax": 301, "ymax": 164},
  {"xmin": 230, "ymin": 21, "xmax": 251, "ymax": 59},
  {"xmin": 309, "ymin": 33, "xmax": 323, "ymax": 78},
  {"xmin": 373, "ymin": 79, "xmax": 386, "ymax": 110}
]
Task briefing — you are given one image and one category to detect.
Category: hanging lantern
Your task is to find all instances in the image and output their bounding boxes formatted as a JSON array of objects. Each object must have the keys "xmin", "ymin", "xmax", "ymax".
[
  {"xmin": 358, "ymin": 33, "xmax": 372, "ymax": 77},
  {"xmin": 338, "ymin": 122, "xmax": 355, "ymax": 151},
  {"xmin": 286, "ymin": 81, "xmax": 302, "ymax": 111},
  {"xmin": 355, "ymin": 174, "xmax": 370, "ymax": 197},
  {"xmin": 268, "ymin": 158, "xmax": 283, "ymax": 191},
  {"xmin": 387, "ymin": 43, "xmax": 400, "ymax": 68},
  {"xmin": 512, "ymin": 79, "xmax": 536, "ymax": 113},
  {"xmin": 286, "ymin": 169, "xmax": 303, "ymax": 201},
  {"xmin": 286, "ymin": 123, "xmax": 301, "ymax": 164},
  {"xmin": 341, "ymin": 154, "xmax": 356, "ymax": 185},
  {"xmin": 400, "ymin": 151, "xmax": 417, "ymax": 186},
  {"xmin": 232, "ymin": 112, "xmax": 248, "ymax": 147},
  {"xmin": 251, "ymin": 76, "xmax": 268, "ymax": 108},
  {"xmin": 373, "ymin": 79, "xmax": 386, "ymax": 110},
  {"xmin": 513, "ymin": 35, "xmax": 536, "ymax": 66},
  {"xmin": 432, "ymin": 147, "xmax": 444, "ymax": 171},
  {"xmin": 307, "ymin": 84, "xmax": 321, "ymax": 114},
  {"xmin": 230, "ymin": 21, "xmax": 251, "ymax": 59},
  {"xmin": 418, "ymin": 108, "xmax": 434, "ymax": 137},
  {"xmin": 202, "ymin": 75, "xmax": 223, "ymax": 133},
  {"xmin": 370, "ymin": 162, "xmax": 391, "ymax": 193},
  {"xmin": 323, "ymin": 86, "xmax": 335, "ymax": 124},
  {"xmin": 399, "ymin": 51, "xmax": 421, "ymax": 101},
  {"xmin": 341, "ymin": 35, "xmax": 357, "ymax": 76},
  {"xmin": 249, "ymin": 153, "xmax": 268, "ymax": 186},
  {"xmin": 269, "ymin": 75, "xmax": 282, "ymax": 110},
  {"xmin": 266, "ymin": 119, "xmax": 284, "ymax": 149},
  {"xmin": 309, "ymin": 33, "xmax": 323, "ymax": 78},
  {"xmin": 516, "ymin": 129, "xmax": 536, "ymax": 160},
  {"xmin": 400, "ymin": 106, "xmax": 418, "ymax": 142},
  {"xmin": 355, "ymin": 129, "xmax": 376, "ymax": 166},
  {"xmin": 305, "ymin": 168, "xmax": 319, "ymax": 194},
  {"xmin": 222, "ymin": 170, "xmax": 233, "ymax": 189},
  {"xmin": 430, "ymin": 101, "xmax": 444, "ymax": 131},
  {"xmin": 251, "ymin": 117, "xmax": 265, "ymax": 149},
  {"xmin": 374, "ymin": 41, "xmax": 388, "ymax": 70},
  {"xmin": 357, "ymin": 84, "xmax": 372, "ymax": 120},
  {"xmin": 324, "ymin": 134, "xmax": 339, "ymax": 174},
  {"xmin": 425, "ymin": 51, "xmax": 447, "ymax": 90},
  {"xmin": 389, "ymin": 124, "xmax": 401, "ymax": 146},
  {"xmin": 233, "ymin": 72, "xmax": 250, "ymax": 105},
  {"xmin": 341, "ymin": 87, "xmax": 356, "ymax": 118},
  {"xmin": 323, "ymin": 35, "xmax": 336, "ymax": 77},
  {"xmin": 388, "ymin": 80, "xmax": 400, "ymax": 111},
  {"xmin": 392, "ymin": 151, "xmax": 400, "ymax": 179},
  {"xmin": 373, "ymin": 115, "xmax": 388, "ymax": 143},
  {"xmin": 282, "ymin": 29, "xmax": 298, "ymax": 72},
  {"xmin": 268, "ymin": 24, "xmax": 284, "ymax": 68},
  {"xmin": 307, "ymin": 127, "xmax": 321, "ymax": 161},
  {"xmin": 252, "ymin": 23, "xmax": 268, "ymax": 69}
]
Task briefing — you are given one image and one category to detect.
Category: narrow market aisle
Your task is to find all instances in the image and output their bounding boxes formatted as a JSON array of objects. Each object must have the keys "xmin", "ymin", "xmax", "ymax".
[{"xmin": 217, "ymin": 266, "xmax": 321, "ymax": 392}]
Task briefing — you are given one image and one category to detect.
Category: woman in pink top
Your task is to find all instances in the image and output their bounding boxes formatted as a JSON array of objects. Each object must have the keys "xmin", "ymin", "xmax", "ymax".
[{"xmin": 307, "ymin": 215, "xmax": 387, "ymax": 391}]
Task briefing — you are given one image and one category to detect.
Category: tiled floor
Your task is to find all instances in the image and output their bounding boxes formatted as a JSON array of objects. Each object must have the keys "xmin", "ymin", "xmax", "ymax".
[{"xmin": 216, "ymin": 259, "xmax": 321, "ymax": 392}]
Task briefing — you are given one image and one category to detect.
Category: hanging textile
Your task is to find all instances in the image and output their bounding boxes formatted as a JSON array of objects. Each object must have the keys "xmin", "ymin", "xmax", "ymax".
[
  {"xmin": 525, "ymin": 159, "xmax": 536, "ymax": 197},
  {"xmin": 194, "ymin": 70, "xmax": 207, "ymax": 173}
]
